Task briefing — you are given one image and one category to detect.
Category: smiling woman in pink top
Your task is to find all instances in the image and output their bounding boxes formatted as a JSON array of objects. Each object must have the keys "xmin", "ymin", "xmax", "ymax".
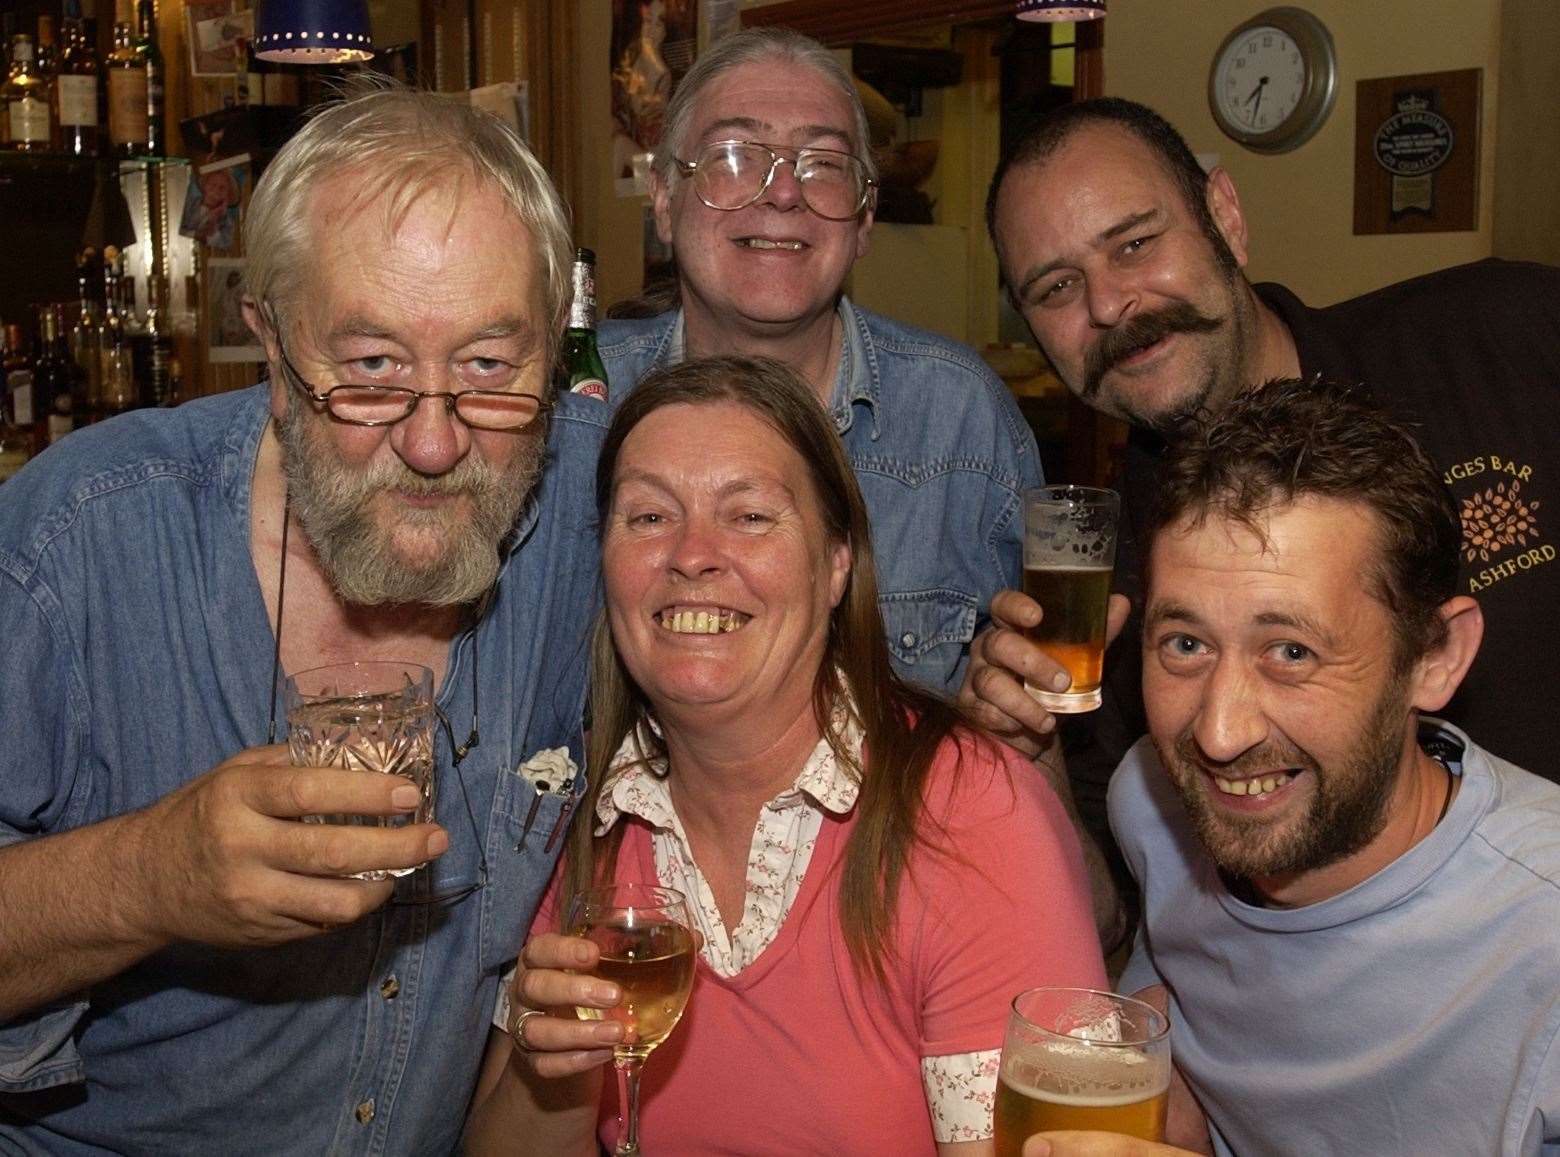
[{"xmin": 464, "ymin": 355, "xmax": 1105, "ymax": 1156}]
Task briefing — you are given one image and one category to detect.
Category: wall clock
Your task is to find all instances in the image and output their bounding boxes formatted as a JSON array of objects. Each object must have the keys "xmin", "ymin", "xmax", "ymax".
[{"xmin": 1208, "ymin": 6, "xmax": 1338, "ymax": 154}]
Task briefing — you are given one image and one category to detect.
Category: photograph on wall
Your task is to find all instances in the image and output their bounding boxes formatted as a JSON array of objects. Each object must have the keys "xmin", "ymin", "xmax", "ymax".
[
  {"xmin": 186, "ymin": 2, "xmax": 252, "ymax": 77},
  {"xmin": 179, "ymin": 154, "xmax": 248, "ymax": 250},
  {"xmin": 611, "ymin": 0, "xmax": 697, "ymax": 195},
  {"xmin": 205, "ymin": 258, "xmax": 264, "ymax": 363}
]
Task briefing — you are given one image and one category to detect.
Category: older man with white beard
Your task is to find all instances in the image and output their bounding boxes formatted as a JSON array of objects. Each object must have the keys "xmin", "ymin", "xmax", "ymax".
[{"xmin": 0, "ymin": 84, "xmax": 605, "ymax": 1155}]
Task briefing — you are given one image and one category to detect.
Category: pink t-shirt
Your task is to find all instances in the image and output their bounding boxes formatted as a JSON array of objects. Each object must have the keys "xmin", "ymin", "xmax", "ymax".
[{"xmin": 535, "ymin": 731, "xmax": 1105, "ymax": 1155}]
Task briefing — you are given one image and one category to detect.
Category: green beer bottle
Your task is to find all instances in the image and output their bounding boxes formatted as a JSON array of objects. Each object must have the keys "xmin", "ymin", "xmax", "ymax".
[{"xmin": 556, "ymin": 248, "xmax": 609, "ymax": 401}]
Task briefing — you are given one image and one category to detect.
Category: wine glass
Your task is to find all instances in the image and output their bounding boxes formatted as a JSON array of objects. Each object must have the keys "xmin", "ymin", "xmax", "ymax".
[{"xmin": 565, "ymin": 882, "xmax": 696, "ymax": 1156}]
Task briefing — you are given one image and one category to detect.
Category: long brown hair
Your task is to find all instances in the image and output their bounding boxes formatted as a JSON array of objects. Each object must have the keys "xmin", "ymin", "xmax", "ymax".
[{"xmin": 567, "ymin": 355, "xmax": 970, "ymax": 982}]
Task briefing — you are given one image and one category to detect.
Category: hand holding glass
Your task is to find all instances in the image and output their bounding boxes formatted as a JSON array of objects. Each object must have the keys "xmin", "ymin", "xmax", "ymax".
[
  {"xmin": 1022, "ymin": 486, "xmax": 1120, "ymax": 712},
  {"xmin": 284, "ymin": 660, "xmax": 436, "ymax": 881},
  {"xmin": 994, "ymin": 987, "xmax": 1171, "ymax": 1154},
  {"xmin": 566, "ymin": 883, "xmax": 696, "ymax": 1156}
]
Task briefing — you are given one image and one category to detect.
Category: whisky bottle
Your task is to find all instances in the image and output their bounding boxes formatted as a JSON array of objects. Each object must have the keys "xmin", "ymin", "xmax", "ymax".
[
  {"xmin": 133, "ymin": 0, "xmax": 162, "ymax": 156},
  {"xmin": 105, "ymin": 6, "xmax": 147, "ymax": 157},
  {"xmin": 72, "ymin": 249, "xmax": 105, "ymax": 415},
  {"xmin": 556, "ymin": 249, "xmax": 610, "ymax": 401},
  {"xmin": 3, "ymin": 322, "xmax": 38, "ymax": 458},
  {"xmin": 0, "ymin": 324, "xmax": 30, "ymax": 481},
  {"xmin": 34, "ymin": 306, "xmax": 80, "ymax": 447},
  {"xmin": 57, "ymin": 1, "xmax": 100, "ymax": 157},
  {"xmin": 35, "ymin": 16, "xmax": 59, "ymax": 150},
  {"xmin": 5, "ymin": 33, "xmax": 51, "ymax": 151},
  {"xmin": 99, "ymin": 248, "xmax": 139, "ymax": 418}
]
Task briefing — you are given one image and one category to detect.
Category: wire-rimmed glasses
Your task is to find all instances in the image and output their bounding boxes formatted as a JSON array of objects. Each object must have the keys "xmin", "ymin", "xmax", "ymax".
[
  {"xmin": 272, "ymin": 334, "xmax": 554, "ymax": 432},
  {"xmin": 674, "ymin": 139, "xmax": 876, "ymax": 221}
]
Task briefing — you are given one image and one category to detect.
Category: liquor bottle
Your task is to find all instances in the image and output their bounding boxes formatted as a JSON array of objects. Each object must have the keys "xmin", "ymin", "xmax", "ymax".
[
  {"xmin": 105, "ymin": 6, "xmax": 147, "ymax": 157},
  {"xmin": 34, "ymin": 306, "xmax": 80, "ymax": 447},
  {"xmin": 0, "ymin": 322, "xmax": 30, "ymax": 481},
  {"xmin": 3, "ymin": 323, "xmax": 37, "ymax": 457},
  {"xmin": 35, "ymin": 15, "xmax": 59, "ymax": 149},
  {"xmin": 137, "ymin": 272, "xmax": 173, "ymax": 406},
  {"xmin": 99, "ymin": 248, "xmax": 138, "ymax": 417},
  {"xmin": 57, "ymin": 1, "xmax": 100, "ymax": 157},
  {"xmin": 556, "ymin": 249, "xmax": 610, "ymax": 401},
  {"xmin": 5, "ymin": 33, "xmax": 51, "ymax": 151},
  {"xmin": 72, "ymin": 249, "xmax": 105, "ymax": 416},
  {"xmin": 0, "ymin": 13, "xmax": 12, "ymax": 146},
  {"xmin": 133, "ymin": 0, "xmax": 162, "ymax": 156}
]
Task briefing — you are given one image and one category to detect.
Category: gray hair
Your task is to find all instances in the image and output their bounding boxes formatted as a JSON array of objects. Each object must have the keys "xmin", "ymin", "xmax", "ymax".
[
  {"xmin": 652, "ymin": 28, "xmax": 879, "ymax": 190},
  {"xmin": 244, "ymin": 76, "xmax": 573, "ymax": 364}
]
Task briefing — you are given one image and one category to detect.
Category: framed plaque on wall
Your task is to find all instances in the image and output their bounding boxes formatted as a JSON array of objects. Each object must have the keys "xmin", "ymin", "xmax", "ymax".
[{"xmin": 1354, "ymin": 68, "xmax": 1481, "ymax": 235}]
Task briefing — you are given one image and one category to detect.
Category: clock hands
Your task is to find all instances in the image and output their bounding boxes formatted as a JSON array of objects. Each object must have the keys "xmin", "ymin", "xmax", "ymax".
[{"xmin": 1245, "ymin": 76, "xmax": 1269, "ymax": 117}]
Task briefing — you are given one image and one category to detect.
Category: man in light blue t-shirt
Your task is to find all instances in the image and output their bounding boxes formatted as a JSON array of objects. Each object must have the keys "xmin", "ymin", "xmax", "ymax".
[{"xmin": 1025, "ymin": 379, "xmax": 1560, "ymax": 1157}]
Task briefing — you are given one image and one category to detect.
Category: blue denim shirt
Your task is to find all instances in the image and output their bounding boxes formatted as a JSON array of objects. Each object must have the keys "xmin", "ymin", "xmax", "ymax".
[
  {"xmin": 0, "ymin": 386, "xmax": 606, "ymax": 1155},
  {"xmin": 598, "ymin": 298, "xmax": 1043, "ymax": 693}
]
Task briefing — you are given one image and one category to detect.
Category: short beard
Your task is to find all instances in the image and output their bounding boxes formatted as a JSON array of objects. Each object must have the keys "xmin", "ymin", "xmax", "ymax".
[
  {"xmin": 1156, "ymin": 670, "xmax": 1413, "ymax": 883},
  {"xmin": 276, "ymin": 399, "xmax": 545, "ymax": 607}
]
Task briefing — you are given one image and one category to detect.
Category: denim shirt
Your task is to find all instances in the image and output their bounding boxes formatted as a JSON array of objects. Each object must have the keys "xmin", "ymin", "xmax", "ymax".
[
  {"xmin": 0, "ymin": 386, "xmax": 606, "ymax": 1155},
  {"xmin": 598, "ymin": 298, "xmax": 1043, "ymax": 693}
]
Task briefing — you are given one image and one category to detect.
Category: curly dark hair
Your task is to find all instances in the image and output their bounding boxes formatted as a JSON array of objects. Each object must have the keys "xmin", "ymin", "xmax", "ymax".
[{"xmin": 1150, "ymin": 377, "xmax": 1462, "ymax": 668}]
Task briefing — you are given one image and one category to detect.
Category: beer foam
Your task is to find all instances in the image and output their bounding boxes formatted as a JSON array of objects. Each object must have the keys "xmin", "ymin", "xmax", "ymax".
[{"xmin": 1004, "ymin": 1041, "xmax": 1167, "ymax": 1103}]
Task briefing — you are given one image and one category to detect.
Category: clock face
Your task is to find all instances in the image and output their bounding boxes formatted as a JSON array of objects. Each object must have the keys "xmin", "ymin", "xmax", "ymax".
[{"xmin": 1213, "ymin": 25, "xmax": 1307, "ymax": 136}]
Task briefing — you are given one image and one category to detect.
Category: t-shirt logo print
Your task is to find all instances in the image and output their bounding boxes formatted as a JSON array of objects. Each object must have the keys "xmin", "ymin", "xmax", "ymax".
[{"xmin": 1462, "ymin": 479, "xmax": 1540, "ymax": 563}]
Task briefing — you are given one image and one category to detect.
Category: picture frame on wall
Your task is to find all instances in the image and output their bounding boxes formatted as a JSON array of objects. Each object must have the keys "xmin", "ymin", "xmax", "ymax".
[{"xmin": 205, "ymin": 258, "xmax": 265, "ymax": 363}]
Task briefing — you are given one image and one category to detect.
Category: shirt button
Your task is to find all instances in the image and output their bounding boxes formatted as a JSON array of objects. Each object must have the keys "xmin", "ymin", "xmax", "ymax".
[
  {"xmin": 355, "ymin": 1099, "xmax": 375, "ymax": 1125},
  {"xmin": 379, "ymin": 975, "xmax": 400, "ymax": 1000},
  {"xmin": 900, "ymin": 632, "xmax": 916, "ymax": 648}
]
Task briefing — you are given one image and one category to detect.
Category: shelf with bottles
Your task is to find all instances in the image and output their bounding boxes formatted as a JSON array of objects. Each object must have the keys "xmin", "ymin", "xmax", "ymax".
[{"xmin": 4, "ymin": 0, "xmax": 166, "ymax": 160}]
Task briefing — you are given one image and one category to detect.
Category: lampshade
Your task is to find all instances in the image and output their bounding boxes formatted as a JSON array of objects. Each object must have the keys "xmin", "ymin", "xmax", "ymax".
[
  {"xmin": 254, "ymin": 0, "xmax": 374, "ymax": 63},
  {"xmin": 1017, "ymin": 0, "xmax": 1107, "ymax": 20}
]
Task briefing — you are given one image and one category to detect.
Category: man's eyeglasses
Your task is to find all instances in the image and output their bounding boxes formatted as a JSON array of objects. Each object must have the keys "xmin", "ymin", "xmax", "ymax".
[
  {"xmin": 674, "ymin": 140, "xmax": 876, "ymax": 221},
  {"xmin": 272, "ymin": 331, "xmax": 553, "ymax": 432}
]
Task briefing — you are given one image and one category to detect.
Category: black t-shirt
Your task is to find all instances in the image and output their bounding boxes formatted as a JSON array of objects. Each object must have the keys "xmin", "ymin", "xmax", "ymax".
[{"xmin": 1067, "ymin": 258, "xmax": 1560, "ymax": 893}]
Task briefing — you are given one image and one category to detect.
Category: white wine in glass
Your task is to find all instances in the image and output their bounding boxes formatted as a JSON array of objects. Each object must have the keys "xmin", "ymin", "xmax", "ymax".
[{"xmin": 566, "ymin": 883, "xmax": 695, "ymax": 1155}]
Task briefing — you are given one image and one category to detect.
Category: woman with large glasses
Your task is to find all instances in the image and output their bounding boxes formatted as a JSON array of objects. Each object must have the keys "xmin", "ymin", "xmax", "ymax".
[{"xmin": 465, "ymin": 358, "xmax": 1105, "ymax": 1156}]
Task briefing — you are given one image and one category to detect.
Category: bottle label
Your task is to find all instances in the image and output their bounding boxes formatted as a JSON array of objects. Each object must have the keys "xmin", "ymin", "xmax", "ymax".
[
  {"xmin": 8, "ymin": 373, "xmax": 36, "ymax": 427},
  {"xmin": 8, "ymin": 96, "xmax": 50, "ymax": 144},
  {"xmin": 570, "ymin": 377, "xmax": 608, "ymax": 401},
  {"xmin": 58, "ymin": 74, "xmax": 100, "ymax": 126},
  {"xmin": 48, "ymin": 413, "xmax": 74, "ymax": 443},
  {"xmin": 108, "ymin": 68, "xmax": 149, "ymax": 144}
]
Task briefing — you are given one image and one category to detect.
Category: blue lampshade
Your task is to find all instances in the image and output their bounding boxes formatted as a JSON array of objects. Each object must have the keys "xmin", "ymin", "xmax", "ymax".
[
  {"xmin": 254, "ymin": 0, "xmax": 374, "ymax": 63},
  {"xmin": 1017, "ymin": 0, "xmax": 1107, "ymax": 20}
]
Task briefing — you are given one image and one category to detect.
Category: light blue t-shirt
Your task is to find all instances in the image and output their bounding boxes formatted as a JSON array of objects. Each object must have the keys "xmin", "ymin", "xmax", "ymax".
[
  {"xmin": 1112, "ymin": 720, "xmax": 1560, "ymax": 1157},
  {"xmin": 0, "ymin": 387, "xmax": 607, "ymax": 1155},
  {"xmin": 598, "ymin": 298, "xmax": 1045, "ymax": 695}
]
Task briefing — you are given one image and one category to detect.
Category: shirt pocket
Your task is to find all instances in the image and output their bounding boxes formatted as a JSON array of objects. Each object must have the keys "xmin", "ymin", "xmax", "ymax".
[
  {"xmin": 478, "ymin": 757, "xmax": 581, "ymax": 972},
  {"xmin": 880, "ymin": 589, "xmax": 978, "ymax": 696}
]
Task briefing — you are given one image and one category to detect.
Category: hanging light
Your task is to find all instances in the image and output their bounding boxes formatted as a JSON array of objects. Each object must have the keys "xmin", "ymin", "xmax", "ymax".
[
  {"xmin": 1016, "ymin": 0, "xmax": 1107, "ymax": 20},
  {"xmin": 254, "ymin": 0, "xmax": 374, "ymax": 63}
]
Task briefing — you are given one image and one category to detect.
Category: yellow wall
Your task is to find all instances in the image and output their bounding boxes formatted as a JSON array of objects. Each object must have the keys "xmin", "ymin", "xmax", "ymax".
[
  {"xmin": 1106, "ymin": 0, "xmax": 1501, "ymax": 306},
  {"xmin": 572, "ymin": 1, "xmax": 647, "ymax": 312}
]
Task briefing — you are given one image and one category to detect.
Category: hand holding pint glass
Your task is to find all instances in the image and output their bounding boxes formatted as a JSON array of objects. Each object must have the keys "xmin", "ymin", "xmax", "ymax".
[
  {"xmin": 1022, "ymin": 487, "xmax": 1120, "ymax": 713},
  {"xmin": 994, "ymin": 987, "xmax": 1171, "ymax": 1155},
  {"xmin": 284, "ymin": 660, "xmax": 437, "ymax": 881}
]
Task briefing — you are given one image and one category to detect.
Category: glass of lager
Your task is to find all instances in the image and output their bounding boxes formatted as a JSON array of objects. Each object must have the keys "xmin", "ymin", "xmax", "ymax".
[
  {"xmin": 993, "ymin": 986, "xmax": 1170, "ymax": 1154},
  {"xmin": 1021, "ymin": 486, "xmax": 1120, "ymax": 712}
]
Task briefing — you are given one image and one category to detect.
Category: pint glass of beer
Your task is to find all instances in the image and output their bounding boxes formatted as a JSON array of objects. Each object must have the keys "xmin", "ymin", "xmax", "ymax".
[
  {"xmin": 1021, "ymin": 486, "xmax": 1120, "ymax": 712},
  {"xmin": 993, "ymin": 986, "xmax": 1170, "ymax": 1154}
]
